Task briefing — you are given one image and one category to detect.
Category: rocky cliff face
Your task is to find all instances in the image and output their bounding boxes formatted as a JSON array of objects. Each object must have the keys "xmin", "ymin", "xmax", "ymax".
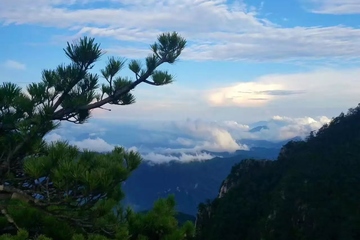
[
  {"xmin": 218, "ymin": 159, "xmax": 273, "ymax": 198},
  {"xmin": 218, "ymin": 179, "xmax": 230, "ymax": 198}
]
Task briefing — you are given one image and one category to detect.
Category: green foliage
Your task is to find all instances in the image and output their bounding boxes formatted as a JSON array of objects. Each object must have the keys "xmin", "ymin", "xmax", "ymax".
[
  {"xmin": 0, "ymin": 196, "xmax": 194, "ymax": 240},
  {"xmin": 196, "ymin": 104, "xmax": 360, "ymax": 240},
  {"xmin": 0, "ymin": 32, "xmax": 192, "ymax": 239},
  {"xmin": 128, "ymin": 195, "xmax": 195, "ymax": 240}
]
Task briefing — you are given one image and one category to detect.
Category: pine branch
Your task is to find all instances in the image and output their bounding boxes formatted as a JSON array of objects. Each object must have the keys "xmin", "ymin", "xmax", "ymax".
[
  {"xmin": 143, "ymin": 80, "xmax": 161, "ymax": 86},
  {"xmin": 0, "ymin": 185, "xmax": 70, "ymax": 208},
  {"xmin": 0, "ymin": 206, "xmax": 20, "ymax": 231},
  {"xmin": 51, "ymin": 37, "xmax": 103, "ymax": 112},
  {"xmin": 0, "ymin": 185, "xmax": 103, "ymax": 232},
  {"xmin": 52, "ymin": 58, "xmax": 165, "ymax": 121},
  {"xmin": 0, "ymin": 184, "xmax": 43, "ymax": 205}
]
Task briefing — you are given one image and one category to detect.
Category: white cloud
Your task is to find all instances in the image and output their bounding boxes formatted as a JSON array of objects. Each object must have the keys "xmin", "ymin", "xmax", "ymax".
[
  {"xmin": 43, "ymin": 130, "xmax": 218, "ymax": 163},
  {"xmin": 221, "ymin": 121, "xmax": 250, "ymax": 131},
  {"xmin": 251, "ymin": 115, "xmax": 332, "ymax": 140},
  {"xmin": 1, "ymin": 0, "xmax": 360, "ymax": 61},
  {"xmin": 141, "ymin": 152, "xmax": 215, "ymax": 164},
  {"xmin": 44, "ymin": 132, "xmax": 63, "ymax": 142},
  {"xmin": 206, "ymin": 68, "xmax": 360, "ymax": 111},
  {"xmin": 3, "ymin": 60, "xmax": 26, "ymax": 70},
  {"xmin": 208, "ymin": 81, "xmax": 285, "ymax": 107},
  {"xmin": 44, "ymin": 130, "xmax": 116, "ymax": 152},
  {"xmin": 151, "ymin": 116, "xmax": 331, "ymax": 146},
  {"xmin": 70, "ymin": 137, "xmax": 115, "ymax": 152},
  {"xmin": 304, "ymin": 0, "xmax": 360, "ymax": 14},
  {"xmin": 165, "ymin": 119, "xmax": 249, "ymax": 152}
]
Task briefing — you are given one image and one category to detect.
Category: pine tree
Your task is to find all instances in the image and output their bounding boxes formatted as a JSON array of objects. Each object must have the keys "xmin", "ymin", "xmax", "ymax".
[{"xmin": 0, "ymin": 32, "xmax": 194, "ymax": 239}]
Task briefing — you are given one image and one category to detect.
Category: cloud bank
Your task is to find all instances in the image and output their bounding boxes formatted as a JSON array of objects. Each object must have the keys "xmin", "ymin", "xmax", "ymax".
[{"xmin": 44, "ymin": 115, "xmax": 331, "ymax": 163}]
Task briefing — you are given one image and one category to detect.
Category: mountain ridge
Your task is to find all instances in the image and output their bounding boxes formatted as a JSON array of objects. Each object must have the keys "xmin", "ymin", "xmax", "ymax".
[{"xmin": 122, "ymin": 145, "xmax": 281, "ymax": 215}]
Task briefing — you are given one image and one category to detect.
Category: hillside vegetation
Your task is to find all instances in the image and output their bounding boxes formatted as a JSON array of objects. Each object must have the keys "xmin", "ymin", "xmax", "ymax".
[{"xmin": 196, "ymin": 104, "xmax": 360, "ymax": 240}]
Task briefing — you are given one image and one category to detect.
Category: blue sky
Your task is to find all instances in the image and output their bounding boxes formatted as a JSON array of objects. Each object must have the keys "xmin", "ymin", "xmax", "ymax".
[{"xmin": 1, "ymin": 0, "xmax": 360, "ymax": 160}]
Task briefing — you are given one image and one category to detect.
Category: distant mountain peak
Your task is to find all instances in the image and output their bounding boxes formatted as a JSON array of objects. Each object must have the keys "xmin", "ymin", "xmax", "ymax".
[{"xmin": 249, "ymin": 125, "xmax": 269, "ymax": 133}]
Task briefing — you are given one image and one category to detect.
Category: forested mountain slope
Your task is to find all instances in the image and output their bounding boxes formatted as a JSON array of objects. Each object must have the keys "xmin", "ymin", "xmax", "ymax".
[{"xmin": 196, "ymin": 104, "xmax": 360, "ymax": 240}]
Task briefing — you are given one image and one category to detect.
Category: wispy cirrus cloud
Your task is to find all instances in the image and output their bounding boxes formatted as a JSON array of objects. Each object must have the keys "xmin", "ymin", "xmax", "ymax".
[
  {"xmin": 3, "ymin": 60, "xmax": 26, "ymax": 70},
  {"xmin": 303, "ymin": 0, "xmax": 360, "ymax": 14},
  {"xmin": 1, "ymin": 0, "xmax": 360, "ymax": 62}
]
